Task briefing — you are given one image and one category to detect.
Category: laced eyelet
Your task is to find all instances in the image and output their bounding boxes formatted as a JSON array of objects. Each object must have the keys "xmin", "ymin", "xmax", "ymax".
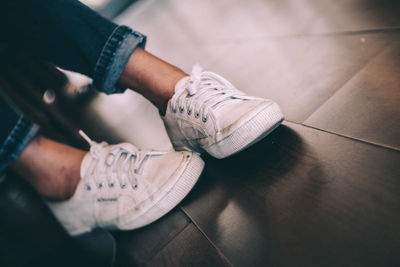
[
  {"xmin": 195, "ymin": 112, "xmax": 200, "ymax": 119},
  {"xmin": 179, "ymin": 107, "xmax": 184, "ymax": 113},
  {"xmin": 121, "ymin": 184, "xmax": 126, "ymax": 189},
  {"xmin": 85, "ymin": 185, "xmax": 91, "ymax": 191},
  {"xmin": 172, "ymin": 107, "xmax": 177, "ymax": 113},
  {"xmin": 187, "ymin": 109, "xmax": 192, "ymax": 115},
  {"xmin": 98, "ymin": 183, "xmax": 103, "ymax": 189},
  {"xmin": 109, "ymin": 183, "xmax": 114, "ymax": 188},
  {"xmin": 131, "ymin": 184, "xmax": 138, "ymax": 189},
  {"xmin": 202, "ymin": 117, "xmax": 208, "ymax": 122}
]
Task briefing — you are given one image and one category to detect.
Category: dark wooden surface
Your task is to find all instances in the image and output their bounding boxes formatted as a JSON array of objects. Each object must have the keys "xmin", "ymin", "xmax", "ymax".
[
  {"xmin": 182, "ymin": 122, "xmax": 400, "ymax": 266},
  {"xmin": 112, "ymin": 209, "xmax": 190, "ymax": 266},
  {"xmin": 305, "ymin": 37, "xmax": 400, "ymax": 149},
  {"xmin": 90, "ymin": 1, "xmax": 400, "ymax": 266},
  {"xmin": 147, "ymin": 224, "xmax": 230, "ymax": 267}
]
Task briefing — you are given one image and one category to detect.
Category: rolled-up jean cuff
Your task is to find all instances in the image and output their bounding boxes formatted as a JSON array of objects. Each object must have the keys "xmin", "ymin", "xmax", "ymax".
[
  {"xmin": 92, "ymin": 25, "xmax": 146, "ymax": 94},
  {"xmin": 0, "ymin": 116, "xmax": 40, "ymax": 174}
]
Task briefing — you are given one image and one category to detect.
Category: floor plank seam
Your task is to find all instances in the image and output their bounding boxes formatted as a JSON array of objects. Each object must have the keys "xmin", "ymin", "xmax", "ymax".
[
  {"xmin": 305, "ymin": 26, "xmax": 400, "ymax": 37},
  {"xmin": 144, "ymin": 221, "xmax": 192, "ymax": 265},
  {"xmin": 179, "ymin": 207, "xmax": 235, "ymax": 267},
  {"xmin": 299, "ymin": 43, "xmax": 391, "ymax": 125},
  {"xmin": 286, "ymin": 120, "xmax": 400, "ymax": 152}
]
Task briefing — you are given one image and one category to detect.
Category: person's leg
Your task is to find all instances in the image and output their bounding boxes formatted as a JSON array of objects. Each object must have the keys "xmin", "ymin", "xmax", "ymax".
[
  {"xmin": 118, "ymin": 47, "xmax": 186, "ymax": 115},
  {"xmin": 2, "ymin": 0, "xmax": 144, "ymax": 95},
  {"xmin": 3, "ymin": 0, "xmax": 282, "ymax": 160},
  {"xmin": 1, "ymin": 0, "xmax": 185, "ymax": 111},
  {"xmin": 0, "ymin": 93, "xmax": 94, "ymax": 264},
  {"xmin": 117, "ymin": 46, "xmax": 284, "ymax": 159},
  {"xmin": 0, "ymin": 0, "xmax": 281, "ymax": 236},
  {"xmin": 1, "ymin": 0, "xmax": 117, "ymax": 81},
  {"xmin": 0, "ymin": 90, "xmax": 204, "ymax": 236},
  {"xmin": 1, "ymin": 1, "xmax": 205, "ymax": 236},
  {"xmin": 10, "ymin": 136, "xmax": 85, "ymax": 201},
  {"xmin": 0, "ymin": 92, "xmax": 39, "ymax": 176},
  {"xmin": 0, "ymin": 89, "xmax": 83, "ymax": 201}
]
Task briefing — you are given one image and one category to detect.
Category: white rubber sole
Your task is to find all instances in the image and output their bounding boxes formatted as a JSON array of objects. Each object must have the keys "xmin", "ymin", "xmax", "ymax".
[
  {"xmin": 118, "ymin": 153, "xmax": 204, "ymax": 230},
  {"xmin": 205, "ymin": 102, "xmax": 284, "ymax": 159}
]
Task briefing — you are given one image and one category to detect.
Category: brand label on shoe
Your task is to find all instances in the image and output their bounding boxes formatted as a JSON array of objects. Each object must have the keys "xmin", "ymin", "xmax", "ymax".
[{"xmin": 97, "ymin": 197, "xmax": 118, "ymax": 202}]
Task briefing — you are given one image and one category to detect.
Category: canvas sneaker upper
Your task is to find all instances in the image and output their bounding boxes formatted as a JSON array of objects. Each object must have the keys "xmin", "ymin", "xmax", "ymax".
[
  {"xmin": 47, "ymin": 131, "xmax": 204, "ymax": 235},
  {"xmin": 162, "ymin": 65, "xmax": 284, "ymax": 158}
]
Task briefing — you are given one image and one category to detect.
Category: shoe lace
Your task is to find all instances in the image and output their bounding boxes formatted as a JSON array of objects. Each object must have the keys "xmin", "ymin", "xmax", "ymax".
[
  {"xmin": 79, "ymin": 130, "xmax": 165, "ymax": 190},
  {"xmin": 171, "ymin": 64, "xmax": 253, "ymax": 123}
]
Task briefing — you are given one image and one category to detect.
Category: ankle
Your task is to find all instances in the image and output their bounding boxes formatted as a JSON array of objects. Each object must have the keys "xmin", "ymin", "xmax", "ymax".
[
  {"xmin": 11, "ymin": 136, "xmax": 86, "ymax": 201},
  {"xmin": 159, "ymin": 72, "xmax": 188, "ymax": 115},
  {"xmin": 42, "ymin": 176, "xmax": 78, "ymax": 201},
  {"xmin": 52, "ymin": 174, "xmax": 80, "ymax": 201},
  {"xmin": 43, "ymin": 152, "xmax": 85, "ymax": 201},
  {"xmin": 118, "ymin": 48, "xmax": 187, "ymax": 114},
  {"xmin": 26, "ymin": 155, "xmax": 83, "ymax": 201}
]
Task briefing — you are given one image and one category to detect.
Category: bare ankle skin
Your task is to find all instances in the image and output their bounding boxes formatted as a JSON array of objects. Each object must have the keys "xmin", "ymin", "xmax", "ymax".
[
  {"xmin": 10, "ymin": 136, "xmax": 86, "ymax": 201},
  {"xmin": 118, "ymin": 47, "xmax": 188, "ymax": 115}
]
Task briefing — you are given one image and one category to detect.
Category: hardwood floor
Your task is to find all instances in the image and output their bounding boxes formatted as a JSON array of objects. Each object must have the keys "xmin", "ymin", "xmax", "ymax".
[
  {"xmin": 305, "ymin": 37, "xmax": 400, "ymax": 149},
  {"xmin": 80, "ymin": 0, "xmax": 400, "ymax": 266},
  {"xmin": 112, "ymin": 209, "xmax": 190, "ymax": 266},
  {"xmin": 182, "ymin": 122, "xmax": 400, "ymax": 266},
  {"xmin": 147, "ymin": 224, "xmax": 231, "ymax": 267}
]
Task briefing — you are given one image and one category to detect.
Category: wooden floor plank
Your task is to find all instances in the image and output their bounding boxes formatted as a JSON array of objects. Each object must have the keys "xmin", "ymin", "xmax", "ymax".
[
  {"xmin": 147, "ymin": 224, "xmax": 231, "ymax": 267},
  {"xmin": 112, "ymin": 209, "xmax": 190, "ymax": 266},
  {"xmin": 182, "ymin": 122, "xmax": 400, "ymax": 267},
  {"xmin": 305, "ymin": 38, "xmax": 400, "ymax": 149}
]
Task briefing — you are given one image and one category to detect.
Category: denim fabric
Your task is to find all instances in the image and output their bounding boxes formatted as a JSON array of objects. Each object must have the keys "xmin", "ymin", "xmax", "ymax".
[
  {"xmin": 0, "ymin": 93, "xmax": 39, "ymax": 174},
  {"xmin": 1, "ymin": 0, "xmax": 146, "ymax": 94},
  {"xmin": 0, "ymin": 0, "xmax": 146, "ymax": 172},
  {"xmin": 93, "ymin": 26, "xmax": 146, "ymax": 94}
]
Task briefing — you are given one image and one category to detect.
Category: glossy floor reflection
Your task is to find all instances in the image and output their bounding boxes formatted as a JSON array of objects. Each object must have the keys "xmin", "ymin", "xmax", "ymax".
[
  {"xmin": 182, "ymin": 123, "xmax": 400, "ymax": 266},
  {"xmin": 76, "ymin": 0, "xmax": 400, "ymax": 266}
]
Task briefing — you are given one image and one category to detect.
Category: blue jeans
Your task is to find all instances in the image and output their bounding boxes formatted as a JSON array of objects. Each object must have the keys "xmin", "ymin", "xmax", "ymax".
[{"xmin": 0, "ymin": 0, "xmax": 146, "ymax": 173}]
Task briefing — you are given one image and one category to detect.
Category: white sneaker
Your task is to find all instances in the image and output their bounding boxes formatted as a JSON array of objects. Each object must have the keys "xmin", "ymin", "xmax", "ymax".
[
  {"xmin": 162, "ymin": 65, "xmax": 284, "ymax": 159},
  {"xmin": 47, "ymin": 131, "xmax": 204, "ymax": 236}
]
